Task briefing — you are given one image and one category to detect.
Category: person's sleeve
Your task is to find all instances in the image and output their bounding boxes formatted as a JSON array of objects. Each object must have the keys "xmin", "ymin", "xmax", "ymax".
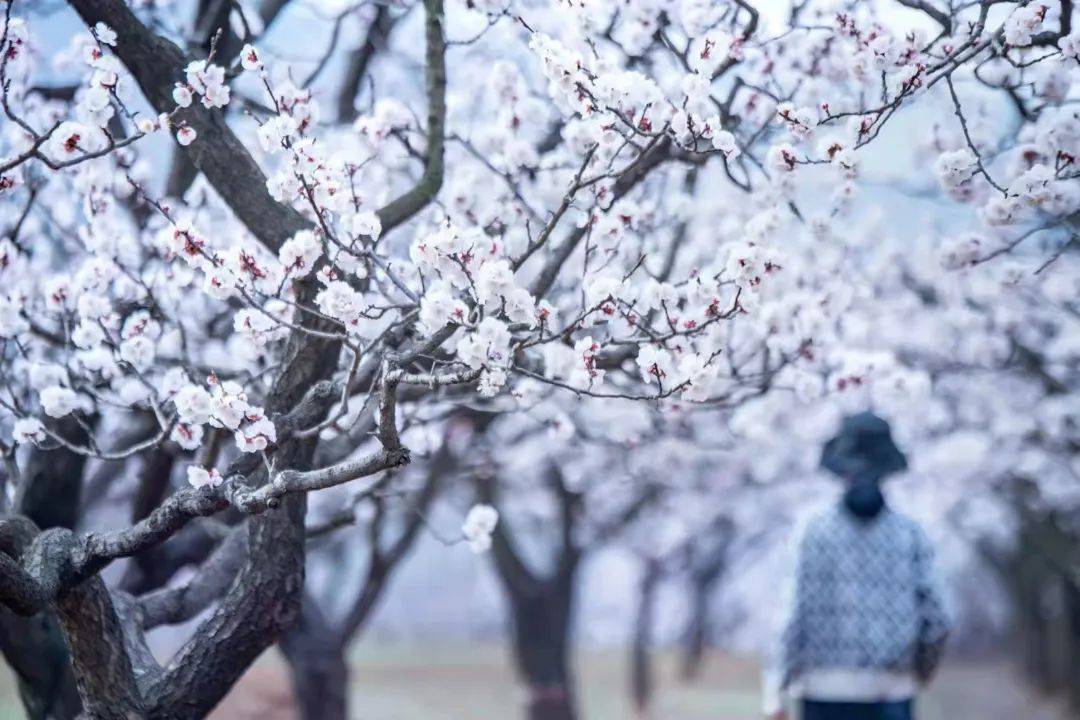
[
  {"xmin": 913, "ymin": 526, "xmax": 951, "ymax": 683},
  {"xmin": 762, "ymin": 527, "xmax": 812, "ymax": 715}
]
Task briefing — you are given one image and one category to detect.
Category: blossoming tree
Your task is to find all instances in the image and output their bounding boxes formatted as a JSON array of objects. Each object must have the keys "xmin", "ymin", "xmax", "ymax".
[{"xmin": 0, "ymin": 0, "xmax": 1077, "ymax": 717}]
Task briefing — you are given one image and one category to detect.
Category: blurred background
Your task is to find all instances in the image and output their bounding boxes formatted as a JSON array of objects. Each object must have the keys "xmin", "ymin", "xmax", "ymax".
[{"xmin": 2, "ymin": 470, "xmax": 1077, "ymax": 720}]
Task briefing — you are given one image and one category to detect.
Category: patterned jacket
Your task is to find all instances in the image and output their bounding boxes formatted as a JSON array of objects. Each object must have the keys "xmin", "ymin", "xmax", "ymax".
[{"xmin": 777, "ymin": 504, "xmax": 952, "ymax": 691}]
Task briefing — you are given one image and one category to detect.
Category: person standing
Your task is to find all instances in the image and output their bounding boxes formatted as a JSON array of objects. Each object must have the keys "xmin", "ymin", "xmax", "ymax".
[{"xmin": 763, "ymin": 412, "xmax": 951, "ymax": 720}]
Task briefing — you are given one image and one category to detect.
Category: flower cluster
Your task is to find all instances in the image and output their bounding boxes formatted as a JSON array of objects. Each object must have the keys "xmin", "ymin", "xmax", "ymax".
[{"xmin": 170, "ymin": 377, "xmax": 276, "ymax": 453}]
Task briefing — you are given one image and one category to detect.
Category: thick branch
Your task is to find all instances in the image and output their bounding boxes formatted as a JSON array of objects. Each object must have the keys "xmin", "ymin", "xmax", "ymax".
[
  {"xmin": 0, "ymin": 553, "xmax": 45, "ymax": 617},
  {"xmin": 67, "ymin": 0, "xmax": 310, "ymax": 252},
  {"xmin": 894, "ymin": 0, "xmax": 952, "ymax": 32},
  {"xmin": 81, "ymin": 488, "xmax": 231, "ymax": 580},
  {"xmin": 375, "ymin": 0, "xmax": 446, "ymax": 235},
  {"xmin": 231, "ymin": 447, "xmax": 411, "ymax": 513},
  {"xmin": 143, "ymin": 282, "xmax": 339, "ymax": 718},
  {"xmin": 54, "ymin": 575, "xmax": 146, "ymax": 719},
  {"xmin": 136, "ymin": 527, "xmax": 248, "ymax": 629},
  {"xmin": 7, "ymin": 526, "xmax": 150, "ymax": 717},
  {"xmin": 338, "ymin": 5, "xmax": 396, "ymax": 122}
]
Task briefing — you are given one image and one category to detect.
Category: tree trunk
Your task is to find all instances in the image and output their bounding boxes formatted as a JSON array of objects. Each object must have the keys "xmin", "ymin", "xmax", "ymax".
[
  {"xmin": 680, "ymin": 574, "xmax": 714, "ymax": 682},
  {"xmin": 0, "ymin": 419, "xmax": 89, "ymax": 720},
  {"xmin": 679, "ymin": 540, "xmax": 729, "ymax": 683},
  {"xmin": 164, "ymin": 0, "xmax": 244, "ymax": 199},
  {"xmin": 507, "ymin": 576, "xmax": 578, "ymax": 720},
  {"xmin": 280, "ymin": 596, "xmax": 349, "ymax": 720},
  {"xmin": 0, "ymin": 608, "xmax": 81, "ymax": 720},
  {"xmin": 1067, "ymin": 582, "xmax": 1080, "ymax": 713},
  {"xmin": 284, "ymin": 645, "xmax": 348, "ymax": 720},
  {"xmin": 16, "ymin": 417, "xmax": 90, "ymax": 531},
  {"xmin": 53, "ymin": 575, "xmax": 146, "ymax": 719},
  {"xmin": 630, "ymin": 559, "xmax": 661, "ymax": 716}
]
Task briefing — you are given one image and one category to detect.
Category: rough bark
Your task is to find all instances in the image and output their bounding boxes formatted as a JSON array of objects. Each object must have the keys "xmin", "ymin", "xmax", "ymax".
[
  {"xmin": 136, "ymin": 527, "xmax": 247, "ymax": 629},
  {"xmin": 119, "ymin": 523, "xmax": 219, "ymax": 596},
  {"xmin": 143, "ymin": 280, "xmax": 339, "ymax": 719},
  {"xmin": 54, "ymin": 576, "xmax": 146, "ymax": 719},
  {"xmin": 1, "ymin": 420, "xmax": 88, "ymax": 720},
  {"xmin": 6, "ymin": 525, "xmax": 150, "ymax": 719}
]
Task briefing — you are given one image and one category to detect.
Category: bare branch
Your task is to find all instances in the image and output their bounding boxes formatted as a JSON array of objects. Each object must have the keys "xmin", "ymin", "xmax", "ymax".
[
  {"xmin": 136, "ymin": 527, "xmax": 247, "ymax": 629},
  {"xmin": 894, "ymin": 0, "xmax": 952, "ymax": 32},
  {"xmin": 375, "ymin": 0, "xmax": 446, "ymax": 235}
]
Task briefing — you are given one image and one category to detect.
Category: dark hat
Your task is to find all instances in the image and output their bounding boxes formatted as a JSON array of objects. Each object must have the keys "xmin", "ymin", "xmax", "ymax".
[{"xmin": 821, "ymin": 411, "xmax": 908, "ymax": 481}]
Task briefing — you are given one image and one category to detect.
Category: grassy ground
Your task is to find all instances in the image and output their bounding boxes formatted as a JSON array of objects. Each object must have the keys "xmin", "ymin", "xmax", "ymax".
[{"xmin": 0, "ymin": 644, "xmax": 1069, "ymax": 719}]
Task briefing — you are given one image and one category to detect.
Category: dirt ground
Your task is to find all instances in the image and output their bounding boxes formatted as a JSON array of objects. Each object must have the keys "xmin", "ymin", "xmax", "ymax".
[
  {"xmin": 0, "ymin": 644, "xmax": 1069, "ymax": 719},
  {"xmin": 209, "ymin": 644, "xmax": 1071, "ymax": 720}
]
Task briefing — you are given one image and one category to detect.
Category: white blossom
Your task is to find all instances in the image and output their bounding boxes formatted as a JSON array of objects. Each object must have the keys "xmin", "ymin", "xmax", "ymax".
[
  {"xmin": 171, "ymin": 423, "xmax": 204, "ymax": 451},
  {"xmin": 478, "ymin": 368, "xmax": 508, "ymax": 397},
  {"xmin": 678, "ymin": 353, "xmax": 717, "ymax": 401},
  {"xmin": 1004, "ymin": 4, "xmax": 1046, "ymax": 46},
  {"xmin": 934, "ymin": 149, "xmax": 977, "ymax": 190},
  {"xmin": 350, "ymin": 211, "xmax": 382, "ymax": 240},
  {"xmin": 41, "ymin": 386, "xmax": 78, "ymax": 418},
  {"xmin": 0, "ymin": 296, "xmax": 28, "ymax": 338},
  {"xmin": 187, "ymin": 466, "xmax": 223, "ymax": 489},
  {"xmin": 201, "ymin": 82, "xmax": 230, "ymax": 109},
  {"xmin": 461, "ymin": 504, "xmax": 499, "ymax": 553},
  {"xmin": 93, "ymin": 22, "xmax": 117, "ymax": 46},
  {"xmin": 1009, "ymin": 164, "xmax": 1056, "ymax": 205},
  {"xmin": 240, "ymin": 44, "xmax": 262, "ymax": 71},
  {"xmin": 458, "ymin": 317, "xmax": 512, "ymax": 368},
  {"xmin": 235, "ymin": 414, "xmax": 276, "ymax": 453},
  {"xmin": 118, "ymin": 335, "xmax": 155, "ymax": 371},
  {"xmin": 172, "ymin": 84, "xmax": 193, "ymax": 108},
  {"xmin": 1059, "ymin": 30, "xmax": 1080, "ymax": 61},
  {"xmin": 637, "ymin": 344, "xmax": 675, "ymax": 385},
  {"xmin": 210, "ymin": 381, "xmax": 251, "ymax": 430},
  {"xmin": 13, "ymin": 417, "xmax": 46, "ymax": 444},
  {"xmin": 176, "ymin": 124, "xmax": 197, "ymax": 146},
  {"xmin": 173, "ymin": 384, "xmax": 213, "ymax": 425},
  {"xmin": 766, "ymin": 143, "xmax": 798, "ymax": 172},
  {"xmin": 257, "ymin": 115, "xmax": 299, "ymax": 153},
  {"xmin": 279, "ymin": 230, "xmax": 323, "ymax": 277}
]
